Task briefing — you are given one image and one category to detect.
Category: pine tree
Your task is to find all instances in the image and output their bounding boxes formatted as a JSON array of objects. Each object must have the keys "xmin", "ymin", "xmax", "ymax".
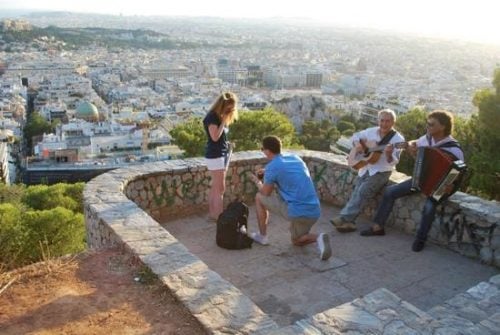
[{"xmin": 469, "ymin": 68, "xmax": 500, "ymax": 200}]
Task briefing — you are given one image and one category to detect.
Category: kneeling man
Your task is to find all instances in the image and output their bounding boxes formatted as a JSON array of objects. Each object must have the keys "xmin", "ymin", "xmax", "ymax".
[{"xmin": 250, "ymin": 135, "xmax": 332, "ymax": 261}]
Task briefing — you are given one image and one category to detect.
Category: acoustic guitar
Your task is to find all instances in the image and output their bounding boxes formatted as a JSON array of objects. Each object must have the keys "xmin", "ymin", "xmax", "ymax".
[{"xmin": 348, "ymin": 140, "xmax": 408, "ymax": 170}]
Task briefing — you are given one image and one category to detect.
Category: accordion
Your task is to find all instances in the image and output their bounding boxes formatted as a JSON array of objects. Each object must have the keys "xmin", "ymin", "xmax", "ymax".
[{"xmin": 411, "ymin": 147, "xmax": 466, "ymax": 203}]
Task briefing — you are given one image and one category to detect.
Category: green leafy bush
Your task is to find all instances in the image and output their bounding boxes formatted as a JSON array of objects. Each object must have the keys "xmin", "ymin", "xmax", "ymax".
[
  {"xmin": 0, "ymin": 203, "xmax": 27, "ymax": 269},
  {"xmin": 0, "ymin": 183, "xmax": 86, "ymax": 270},
  {"xmin": 22, "ymin": 183, "xmax": 84, "ymax": 213},
  {"xmin": 0, "ymin": 183, "xmax": 26, "ymax": 205},
  {"xmin": 21, "ymin": 207, "xmax": 85, "ymax": 264}
]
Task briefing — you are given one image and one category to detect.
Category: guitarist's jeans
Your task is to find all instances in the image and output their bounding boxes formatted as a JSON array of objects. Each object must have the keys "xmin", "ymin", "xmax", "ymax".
[
  {"xmin": 373, "ymin": 178, "xmax": 437, "ymax": 242},
  {"xmin": 340, "ymin": 171, "xmax": 392, "ymax": 222}
]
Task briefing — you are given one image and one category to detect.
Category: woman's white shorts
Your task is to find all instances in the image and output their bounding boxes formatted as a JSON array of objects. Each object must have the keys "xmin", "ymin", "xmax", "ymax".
[{"xmin": 206, "ymin": 157, "xmax": 225, "ymax": 171}]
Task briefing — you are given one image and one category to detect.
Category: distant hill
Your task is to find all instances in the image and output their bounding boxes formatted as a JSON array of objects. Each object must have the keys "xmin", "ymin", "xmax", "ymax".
[{"xmin": 0, "ymin": 21, "xmax": 197, "ymax": 50}]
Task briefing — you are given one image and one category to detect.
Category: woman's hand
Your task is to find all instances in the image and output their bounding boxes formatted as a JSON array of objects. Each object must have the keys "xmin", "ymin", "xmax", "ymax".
[{"xmin": 220, "ymin": 114, "xmax": 228, "ymax": 126}]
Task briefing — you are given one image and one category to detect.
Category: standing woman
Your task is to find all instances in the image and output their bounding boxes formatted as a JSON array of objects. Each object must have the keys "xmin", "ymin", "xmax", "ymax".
[{"xmin": 203, "ymin": 92, "xmax": 238, "ymax": 221}]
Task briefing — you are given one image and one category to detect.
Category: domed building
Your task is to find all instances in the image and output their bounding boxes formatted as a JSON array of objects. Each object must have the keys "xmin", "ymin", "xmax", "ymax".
[{"xmin": 75, "ymin": 101, "xmax": 99, "ymax": 122}]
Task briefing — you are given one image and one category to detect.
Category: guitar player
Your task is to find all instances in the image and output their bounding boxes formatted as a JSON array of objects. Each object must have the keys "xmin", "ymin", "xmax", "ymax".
[
  {"xmin": 330, "ymin": 109, "xmax": 405, "ymax": 233},
  {"xmin": 361, "ymin": 110, "xmax": 465, "ymax": 253}
]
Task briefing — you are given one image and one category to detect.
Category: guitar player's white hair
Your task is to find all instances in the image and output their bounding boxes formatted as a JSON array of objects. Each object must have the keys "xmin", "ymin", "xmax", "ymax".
[{"xmin": 378, "ymin": 109, "xmax": 396, "ymax": 122}]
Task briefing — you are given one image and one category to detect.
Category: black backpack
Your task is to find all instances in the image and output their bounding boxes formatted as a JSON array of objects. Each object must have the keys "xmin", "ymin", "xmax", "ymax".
[{"xmin": 216, "ymin": 201, "xmax": 253, "ymax": 250}]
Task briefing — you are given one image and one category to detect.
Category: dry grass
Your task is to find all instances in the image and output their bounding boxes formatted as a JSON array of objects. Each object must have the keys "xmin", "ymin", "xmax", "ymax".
[
  {"xmin": 0, "ymin": 248, "xmax": 207, "ymax": 334},
  {"xmin": 0, "ymin": 253, "xmax": 80, "ymax": 295}
]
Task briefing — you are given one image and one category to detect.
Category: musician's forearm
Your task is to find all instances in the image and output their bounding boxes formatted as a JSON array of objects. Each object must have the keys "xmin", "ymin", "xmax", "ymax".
[
  {"xmin": 387, "ymin": 150, "xmax": 402, "ymax": 165},
  {"xmin": 389, "ymin": 158, "xmax": 399, "ymax": 166}
]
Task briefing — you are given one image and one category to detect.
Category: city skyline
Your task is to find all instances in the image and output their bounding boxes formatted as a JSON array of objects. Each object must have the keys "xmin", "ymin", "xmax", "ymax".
[{"xmin": 1, "ymin": 0, "xmax": 499, "ymax": 46}]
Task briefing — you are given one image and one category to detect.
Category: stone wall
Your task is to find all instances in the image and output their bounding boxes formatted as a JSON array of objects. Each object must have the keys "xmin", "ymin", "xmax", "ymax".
[
  {"xmin": 85, "ymin": 150, "xmax": 500, "ymax": 266},
  {"xmin": 122, "ymin": 151, "xmax": 359, "ymax": 223},
  {"xmin": 84, "ymin": 150, "xmax": 500, "ymax": 334}
]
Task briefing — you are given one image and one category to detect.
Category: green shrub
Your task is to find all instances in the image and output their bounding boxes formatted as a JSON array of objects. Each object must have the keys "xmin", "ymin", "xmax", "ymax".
[
  {"xmin": 0, "ymin": 183, "xmax": 86, "ymax": 270},
  {"xmin": 62, "ymin": 183, "xmax": 85, "ymax": 213},
  {"xmin": 0, "ymin": 203, "xmax": 27, "ymax": 269},
  {"xmin": 22, "ymin": 182, "xmax": 84, "ymax": 213},
  {"xmin": 8, "ymin": 207, "xmax": 85, "ymax": 267},
  {"xmin": 0, "ymin": 183, "xmax": 26, "ymax": 205}
]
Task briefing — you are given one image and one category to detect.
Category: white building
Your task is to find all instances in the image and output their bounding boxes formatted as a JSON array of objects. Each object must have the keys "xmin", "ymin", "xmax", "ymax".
[{"xmin": 0, "ymin": 141, "xmax": 10, "ymax": 184}]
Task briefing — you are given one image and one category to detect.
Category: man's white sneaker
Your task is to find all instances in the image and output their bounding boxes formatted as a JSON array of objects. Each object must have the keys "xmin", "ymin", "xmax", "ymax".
[
  {"xmin": 250, "ymin": 232, "xmax": 269, "ymax": 245},
  {"xmin": 317, "ymin": 233, "xmax": 332, "ymax": 261}
]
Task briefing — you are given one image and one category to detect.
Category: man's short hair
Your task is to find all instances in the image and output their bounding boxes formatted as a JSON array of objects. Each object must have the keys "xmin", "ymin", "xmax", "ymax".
[
  {"xmin": 378, "ymin": 109, "xmax": 396, "ymax": 122},
  {"xmin": 262, "ymin": 136, "xmax": 282, "ymax": 154}
]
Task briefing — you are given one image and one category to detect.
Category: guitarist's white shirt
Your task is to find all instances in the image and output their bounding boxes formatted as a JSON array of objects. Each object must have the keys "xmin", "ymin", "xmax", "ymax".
[{"xmin": 351, "ymin": 126, "xmax": 405, "ymax": 177}]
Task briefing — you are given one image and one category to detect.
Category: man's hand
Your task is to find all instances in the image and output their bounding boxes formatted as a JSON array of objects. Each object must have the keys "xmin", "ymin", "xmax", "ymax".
[
  {"xmin": 407, "ymin": 141, "xmax": 418, "ymax": 157},
  {"xmin": 443, "ymin": 184, "xmax": 454, "ymax": 195},
  {"xmin": 384, "ymin": 144, "xmax": 394, "ymax": 163},
  {"xmin": 249, "ymin": 173, "xmax": 262, "ymax": 185},
  {"xmin": 354, "ymin": 141, "xmax": 364, "ymax": 154}
]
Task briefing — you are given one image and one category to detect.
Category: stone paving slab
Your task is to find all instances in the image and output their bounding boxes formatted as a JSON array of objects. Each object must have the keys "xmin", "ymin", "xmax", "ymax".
[
  {"xmin": 296, "ymin": 254, "xmax": 347, "ymax": 272},
  {"xmin": 164, "ymin": 202, "xmax": 500, "ymax": 327}
]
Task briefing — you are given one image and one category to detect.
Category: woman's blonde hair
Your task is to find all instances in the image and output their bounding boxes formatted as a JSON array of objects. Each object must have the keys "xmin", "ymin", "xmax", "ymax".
[{"xmin": 209, "ymin": 92, "xmax": 238, "ymax": 125}]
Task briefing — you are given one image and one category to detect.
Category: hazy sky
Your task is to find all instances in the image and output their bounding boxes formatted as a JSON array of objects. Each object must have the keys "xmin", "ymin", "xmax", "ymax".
[{"xmin": 2, "ymin": 0, "xmax": 499, "ymax": 44}]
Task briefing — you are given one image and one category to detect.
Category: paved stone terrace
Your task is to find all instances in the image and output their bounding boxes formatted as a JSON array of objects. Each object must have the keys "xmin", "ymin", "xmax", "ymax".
[
  {"xmin": 84, "ymin": 152, "xmax": 500, "ymax": 334},
  {"xmin": 165, "ymin": 203, "xmax": 499, "ymax": 328}
]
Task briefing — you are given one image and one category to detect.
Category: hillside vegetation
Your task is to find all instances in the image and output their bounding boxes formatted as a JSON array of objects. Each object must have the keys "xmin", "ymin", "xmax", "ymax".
[
  {"xmin": 0, "ymin": 183, "xmax": 85, "ymax": 271},
  {"xmin": 1, "ymin": 24, "xmax": 198, "ymax": 50}
]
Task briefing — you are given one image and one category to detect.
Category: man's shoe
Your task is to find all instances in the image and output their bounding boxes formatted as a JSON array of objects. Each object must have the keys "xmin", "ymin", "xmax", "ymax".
[
  {"xmin": 250, "ymin": 232, "xmax": 269, "ymax": 245},
  {"xmin": 336, "ymin": 222, "xmax": 357, "ymax": 233},
  {"xmin": 317, "ymin": 233, "xmax": 332, "ymax": 261},
  {"xmin": 412, "ymin": 240, "xmax": 425, "ymax": 252},
  {"xmin": 360, "ymin": 227, "xmax": 385, "ymax": 236},
  {"xmin": 329, "ymin": 215, "xmax": 344, "ymax": 227}
]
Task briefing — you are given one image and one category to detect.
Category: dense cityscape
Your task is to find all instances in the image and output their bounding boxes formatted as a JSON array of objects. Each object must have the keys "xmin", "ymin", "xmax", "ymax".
[
  {"xmin": 1, "ymin": 11, "xmax": 499, "ymax": 185},
  {"xmin": 1, "ymin": 8, "xmax": 500, "ymax": 334}
]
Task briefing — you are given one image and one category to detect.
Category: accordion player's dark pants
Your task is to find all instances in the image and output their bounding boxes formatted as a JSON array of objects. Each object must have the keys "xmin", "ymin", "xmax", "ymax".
[{"xmin": 373, "ymin": 179, "xmax": 438, "ymax": 242}]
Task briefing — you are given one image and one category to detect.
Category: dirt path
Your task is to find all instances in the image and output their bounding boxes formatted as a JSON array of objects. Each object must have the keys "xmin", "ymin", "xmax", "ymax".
[{"xmin": 0, "ymin": 249, "xmax": 207, "ymax": 335}]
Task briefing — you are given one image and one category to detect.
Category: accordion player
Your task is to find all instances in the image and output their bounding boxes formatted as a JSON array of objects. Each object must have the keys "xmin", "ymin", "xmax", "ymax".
[{"xmin": 411, "ymin": 147, "xmax": 467, "ymax": 203}]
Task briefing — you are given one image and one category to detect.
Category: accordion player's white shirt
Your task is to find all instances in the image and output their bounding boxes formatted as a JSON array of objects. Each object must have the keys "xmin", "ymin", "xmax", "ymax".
[
  {"xmin": 416, "ymin": 135, "xmax": 465, "ymax": 161},
  {"xmin": 352, "ymin": 126, "xmax": 405, "ymax": 177}
]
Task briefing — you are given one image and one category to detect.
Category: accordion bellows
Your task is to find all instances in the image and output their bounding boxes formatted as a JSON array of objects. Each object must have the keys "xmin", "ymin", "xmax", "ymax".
[{"xmin": 411, "ymin": 147, "xmax": 466, "ymax": 203}]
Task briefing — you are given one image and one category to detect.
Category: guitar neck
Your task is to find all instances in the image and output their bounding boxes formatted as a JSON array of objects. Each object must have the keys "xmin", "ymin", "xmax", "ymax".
[{"xmin": 367, "ymin": 141, "xmax": 407, "ymax": 153}]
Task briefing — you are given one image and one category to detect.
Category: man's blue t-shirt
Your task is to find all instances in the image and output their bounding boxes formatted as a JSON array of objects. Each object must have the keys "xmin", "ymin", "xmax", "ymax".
[
  {"xmin": 203, "ymin": 112, "xmax": 228, "ymax": 158},
  {"xmin": 264, "ymin": 154, "xmax": 320, "ymax": 219}
]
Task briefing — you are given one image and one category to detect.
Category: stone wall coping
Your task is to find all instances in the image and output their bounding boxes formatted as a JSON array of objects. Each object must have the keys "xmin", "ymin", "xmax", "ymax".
[{"xmin": 84, "ymin": 150, "xmax": 500, "ymax": 334}]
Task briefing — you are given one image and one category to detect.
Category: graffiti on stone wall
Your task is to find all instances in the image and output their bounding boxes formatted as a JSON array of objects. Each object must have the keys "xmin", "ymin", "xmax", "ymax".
[
  {"xmin": 311, "ymin": 162, "xmax": 352, "ymax": 198},
  {"xmin": 148, "ymin": 179, "xmax": 176, "ymax": 207},
  {"xmin": 145, "ymin": 169, "xmax": 260, "ymax": 208},
  {"xmin": 312, "ymin": 163, "xmax": 328, "ymax": 186},
  {"xmin": 146, "ymin": 174, "xmax": 211, "ymax": 207},
  {"xmin": 237, "ymin": 168, "xmax": 260, "ymax": 195},
  {"xmin": 142, "ymin": 162, "xmax": 353, "ymax": 208},
  {"xmin": 439, "ymin": 208, "xmax": 498, "ymax": 257}
]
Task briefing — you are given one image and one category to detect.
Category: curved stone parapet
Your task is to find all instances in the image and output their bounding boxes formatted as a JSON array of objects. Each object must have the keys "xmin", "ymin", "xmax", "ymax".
[
  {"xmin": 84, "ymin": 152, "xmax": 281, "ymax": 334},
  {"xmin": 84, "ymin": 150, "xmax": 500, "ymax": 334}
]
